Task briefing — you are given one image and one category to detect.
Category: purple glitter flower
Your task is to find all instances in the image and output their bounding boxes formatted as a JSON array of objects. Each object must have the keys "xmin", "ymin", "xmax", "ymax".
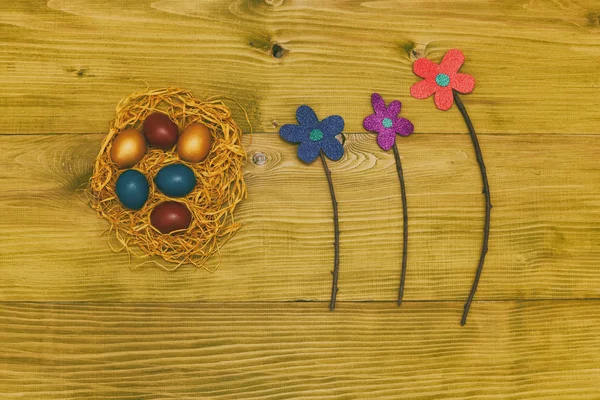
[
  {"xmin": 363, "ymin": 92, "xmax": 415, "ymax": 307},
  {"xmin": 363, "ymin": 93, "xmax": 414, "ymax": 151}
]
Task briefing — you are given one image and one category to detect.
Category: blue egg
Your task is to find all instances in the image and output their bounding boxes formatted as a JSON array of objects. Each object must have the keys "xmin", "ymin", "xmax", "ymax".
[
  {"xmin": 115, "ymin": 169, "xmax": 149, "ymax": 210},
  {"xmin": 154, "ymin": 163, "xmax": 197, "ymax": 197}
]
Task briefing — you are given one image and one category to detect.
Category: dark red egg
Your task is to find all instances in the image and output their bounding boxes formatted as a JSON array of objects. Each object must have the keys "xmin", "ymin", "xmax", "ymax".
[
  {"xmin": 150, "ymin": 201, "xmax": 192, "ymax": 234},
  {"xmin": 143, "ymin": 112, "xmax": 179, "ymax": 149}
]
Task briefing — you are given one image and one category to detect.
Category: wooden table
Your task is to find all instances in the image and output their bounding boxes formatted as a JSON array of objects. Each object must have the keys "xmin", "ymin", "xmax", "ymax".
[{"xmin": 1, "ymin": 1, "xmax": 599, "ymax": 398}]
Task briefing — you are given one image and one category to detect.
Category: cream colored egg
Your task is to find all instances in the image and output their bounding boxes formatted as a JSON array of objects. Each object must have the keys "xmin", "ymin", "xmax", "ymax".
[
  {"xmin": 110, "ymin": 129, "xmax": 147, "ymax": 168},
  {"xmin": 177, "ymin": 123, "xmax": 212, "ymax": 163}
]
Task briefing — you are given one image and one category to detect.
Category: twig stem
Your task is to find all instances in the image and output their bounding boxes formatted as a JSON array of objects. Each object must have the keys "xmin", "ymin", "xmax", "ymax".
[
  {"xmin": 320, "ymin": 151, "xmax": 340, "ymax": 311},
  {"xmin": 392, "ymin": 144, "xmax": 409, "ymax": 306},
  {"xmin": 453, "ymin": 90, "xmax": 492, "ymax": 326}
]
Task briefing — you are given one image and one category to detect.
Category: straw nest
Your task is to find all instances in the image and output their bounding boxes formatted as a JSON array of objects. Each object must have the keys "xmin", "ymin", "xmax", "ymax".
[{"xmin": 88, "ymin": 88, "xmax": 247, "ymax": 271}]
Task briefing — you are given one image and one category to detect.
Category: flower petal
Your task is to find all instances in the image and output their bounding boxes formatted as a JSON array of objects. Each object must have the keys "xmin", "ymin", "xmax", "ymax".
[
  {"xmin": 451, "ymin": 73, "xmax": 475, "ymax": 94},
  {"xmin": 321, "ymin": 137, "xmax": 344, "ymax": 161},
  {"xmin": 376, "ymin": 130, "xmax": 396, "ymax": 151},
  {"xmin": 370, "ymin": 93, "xmax": 387, "ymax": 114},
  {"xmin": 363, "ymin": 113, "xmax": 383, "ymax": 133},
  {"xmin": 440, "ymin": 49, "xmax": 465, "ymax": 75},
  {"xmin": 296, "ymin": 105, "xmax": 319, "ymax": 127},
  {"xmin": 434, "ymin": 86, "xmax": 454, "ymax": 111},
  {"xmin": 386, "ymin": 100, "xmax": 402, "ymax": 117},
  {"xmin": 320, "ymin": 115, "xmax": 344, "ymax": 138},
  {"xmin": 413, "ymin": 58, "xmax": 439, "ymax": 79},
  {"xmin": 393, "ymin": 117, "xmax": 414, "ymax": 136},
  {"xmin": 297, "ymin": 141, "xmax": 321, "ymax": 164},
  {"xmin": 410, "ymin": 79, "xmax": 438, "ymax": 99},
  {"xmin": 279, "ymin": 124, "xmax": 306, "ymax": 143}
]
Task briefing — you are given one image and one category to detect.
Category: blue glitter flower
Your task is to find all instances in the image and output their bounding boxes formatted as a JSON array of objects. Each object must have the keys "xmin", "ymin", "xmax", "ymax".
[{"xmin": 279, "ymin": 105, "xmax": 345, "ymax": 163}]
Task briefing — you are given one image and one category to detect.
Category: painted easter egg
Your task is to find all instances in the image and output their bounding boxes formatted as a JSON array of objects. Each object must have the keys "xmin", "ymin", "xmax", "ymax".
[
  {"xmin": 154, "ymin": 163, "xmax": 197, "ymax": 197},
  {"xmin": 115, "ymin": 169, "xmax": 149, "ymax": 210},
  {"xmin": 150, "ymin": 201, "xmax": 192, "ymax": 234},
  {"xmin": 177, "ymin": 123, "xmax": 212, "ymax": 162},
  {"xmin": 143, "ymin": 112, "xmax": 179, "ymax": 149},
  {"xmin": 110, "ymin": 128, "xmax": 146, "ymax": 168}
]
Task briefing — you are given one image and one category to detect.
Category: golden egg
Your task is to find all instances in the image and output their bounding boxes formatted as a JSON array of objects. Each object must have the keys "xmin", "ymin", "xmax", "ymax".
[
  {"xmin": 177, "ymin": 123, "xmax": 212, "ymax": 163},
  {"xmin": 110, "ymin": 129, "xmax": 147, "ymax": 168}
]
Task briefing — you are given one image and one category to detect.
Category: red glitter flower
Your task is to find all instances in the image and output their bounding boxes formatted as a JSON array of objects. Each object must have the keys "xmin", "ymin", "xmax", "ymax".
[{"xmin": 410, "ymin": 49, "xmax": 476, "ymax": 111}]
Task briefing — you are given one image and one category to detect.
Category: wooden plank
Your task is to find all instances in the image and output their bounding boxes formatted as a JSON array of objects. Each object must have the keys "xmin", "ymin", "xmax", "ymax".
[
  {"xmin": 0, "ymin": 301, "xmax": 599, "ymax": 399},
  {"xmin": 1, "ymin": 0, "xmax": 599, "ymax": 135},
  {"xmin": 0, "ymin": 133, "xmax": 599, "ymax": 302}
]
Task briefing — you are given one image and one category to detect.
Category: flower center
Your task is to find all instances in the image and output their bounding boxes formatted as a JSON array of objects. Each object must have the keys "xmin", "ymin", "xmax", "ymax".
[
  {"xmin": 309, "ymin": 129, "xmax": 324, "ymax": 142},
  {"xmin": 382, "ymin": 118, "xmax": 393, "ymax": 128},
  {"xmin": 435, "ymin": 73, "xmax": 450, "ymax": 87}
]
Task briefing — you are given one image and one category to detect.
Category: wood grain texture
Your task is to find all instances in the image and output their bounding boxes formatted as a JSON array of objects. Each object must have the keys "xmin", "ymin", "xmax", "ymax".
[
  {"xmin": 1, "ymin": 133, "xmax": 599, "ymax": 302},
  {"xmin": 1, "ymin": 0, "xmax": 599, "ymax": 135},
  {"xmin": 2, "ymin": 3, "xmax": 600, "ymax": 397},
  {"xmin": 1, "ymin": 301, "xmax": 600, "ymax": 399}
]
